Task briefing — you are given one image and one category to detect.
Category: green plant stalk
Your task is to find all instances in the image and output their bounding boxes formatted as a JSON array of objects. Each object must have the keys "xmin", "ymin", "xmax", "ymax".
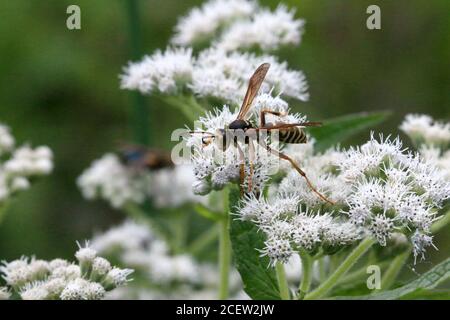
[
  {"xmin": 431, "ymin": 209, "xmax": 450, "ymax": 233},
  {"xmin": 172, "ymin": 212, "xmax": 189, "ymax": 254},
  {"xmin": 298, "ymin": 251, "xmax": 313, "ymax": 299},
  {"xmin": 125, "ymin": 0, "xmax": 150, "ymax": 145},
  {"xmin": 318, "ymin": 258, "xmax": 327, "ymax": 282},
  {"xmin": 161, "ymin": 95, "xmax": 204, "ymax": 123},
  {"xmin": 305, "ymin": 238, "xmax": 375, "ymax": 300},
  {"xmin": 380, "ymin": 249, "xmax": 411, "ymax": 290},
  {"xmin": 218, "ymin": 188, "xmax": 231, "ymax": 299},
  {"xmin": 275, "ymin": 262, "xmax": 290, "ymax": 300},
  {"xmin": 338, "ymin": 260, "xmax": 389, "ymax": 286}
]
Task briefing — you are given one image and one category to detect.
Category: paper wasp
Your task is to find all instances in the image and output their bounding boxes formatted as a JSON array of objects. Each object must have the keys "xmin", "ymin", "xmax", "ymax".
[{"xmin": 191, "ymin": 63, "xmax": 334, "ymax": 204}]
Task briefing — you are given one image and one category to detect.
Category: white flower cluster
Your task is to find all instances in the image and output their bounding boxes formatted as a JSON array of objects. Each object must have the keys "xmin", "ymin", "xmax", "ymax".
[
  {"xmin": 400, "ymin": 114, "xmax": 450, "ymax": 148},
  {"xmin": 77, "ymin": 153, "xmax": 149, "ymax": 208},
  {"xmin": 239, "ymin": 128, "xmax": 449, "ymax": 265},
  {"xmin": 171, "ymin": 0, "xmax": 257, "ymax": 46},
  {"xmin": 172, "ymin": 0, "xmax": 304, "ymax": 52},
  {"xmin": 278, "ymin": 143, "xmax": 351, "ymax": 207},
  {"xmin": 91, "ymin": 221, "xmax": 242, "ymax": 299},
  {"xmin": 401, "ymin": 114, "xmax": 450, "ymax": 181},
  {"xmin": 77, "ymin": 154, "xmax": 202, "ymax": 209},
  {"xmin": 0, "ymin": 123, "xmax": 53, "ymax": 205},
  {"xmin": 121, "ymin": 0, "xmax": 308, "ymax": 104},
  {"xmin": 0, "ymin": 243, "xmax": 133, "ymax": 300},
  {"xmin": 187, "ymin": 96, "xmax": 306, "ymax": 195},
  {"xmin": 338, "ymin": 134, "xmax": 449, "ymax": 255},
  {"xmin": 121, "ymin": 47, "xmax": 308, "ymax": 103},
  {"xmin": 239, "ymin": 195, "xmax": 361, "ymax": 265},
  {"xmin": 216, "ymin": 5, "xmax": 304, "ymax": 52}
]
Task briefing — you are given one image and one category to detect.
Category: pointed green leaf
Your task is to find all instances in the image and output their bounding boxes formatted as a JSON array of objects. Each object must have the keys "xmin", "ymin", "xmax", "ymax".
[
  {"xmin": 309, "ymin": 111, "xmax": 391, "ymax": 151},
  {"xmin": 229, "ymin": 188, "xmax": 281, "ymax": 300}
]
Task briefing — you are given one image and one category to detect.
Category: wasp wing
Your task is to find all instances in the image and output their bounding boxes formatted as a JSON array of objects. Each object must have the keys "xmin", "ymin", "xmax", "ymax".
[{"xmin": 236, "ymin": 63, "xmax": 270, "ymax": 120}]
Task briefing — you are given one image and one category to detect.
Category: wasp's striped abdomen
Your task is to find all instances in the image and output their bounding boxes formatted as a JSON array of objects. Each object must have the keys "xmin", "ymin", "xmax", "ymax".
[{"xmin": 279, "ymin": 127, "xmax": 307, "ymax": 144}]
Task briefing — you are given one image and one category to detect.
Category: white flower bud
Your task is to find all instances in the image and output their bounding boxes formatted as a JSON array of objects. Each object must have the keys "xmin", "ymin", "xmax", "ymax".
[{"xmin": 192, "ymin": 179, "xmax": 211, "ymax": 195}]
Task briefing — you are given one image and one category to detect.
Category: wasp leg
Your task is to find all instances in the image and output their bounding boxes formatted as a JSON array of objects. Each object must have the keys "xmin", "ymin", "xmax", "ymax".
[
  {"xmin": 266, "ymin": 146, "xmax": 335, "ymax": 205},
  {"xmin": 259, "ymin": 110, "xmax": 287, "ymax": 127},
  {"xmin": 236, "ymin": 143, "xmax": 246, "ymax": 197},
  {"xmin": 247, "ymin": 139, "xmax": 256, "ymax": 193}
]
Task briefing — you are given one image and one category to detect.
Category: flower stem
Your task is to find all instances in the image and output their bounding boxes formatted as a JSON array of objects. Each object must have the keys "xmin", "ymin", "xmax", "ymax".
[
  {"xmin": 380, "ymin": 249, "xmax": 411, "ymax": 290},
  {"xmin": 275, "ymin": 262, "xmax": 290, "ymax": 300},
  {"xmin": 218, "ymin": 217, "xmax": 231, "ymax": 299},
  {"xmin": 305, "ymin": 238, "xmax": 375, "ymax": 300},
  {"xmin": 318, "ymin": 258, "xmax": 326, "ymax": 282},
  {"xmin": 160, "ymin": 95, "xmax": 204, "ymax": 123},
  {"xmin": 218, "ymin": 188, "xmax": 231, "ymax": 300},
  {"xmin": 297, "ymin": 251, "xmax": 313, "ymax": 299}
]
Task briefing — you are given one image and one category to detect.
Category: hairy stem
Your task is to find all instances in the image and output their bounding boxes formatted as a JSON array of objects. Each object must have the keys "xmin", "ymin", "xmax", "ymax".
[
  {"xmin": 275, "ymin": 262, "xmax": 290, "ymax": 300},
  {"xmin": 305, "ymin": 238, "xmax": 375, "ymax": 299},
  {"xmin": 298, "ymin": 251, "xmax": 313, "ymax": 299}
]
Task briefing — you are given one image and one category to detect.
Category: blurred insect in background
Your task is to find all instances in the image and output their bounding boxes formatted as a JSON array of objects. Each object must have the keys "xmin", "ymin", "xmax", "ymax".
[
  {"xmin": 191, "ymin": 63, "xmax": 334, "ymax": 204},
  {"xmin": 119, "ymin": 144, "xmax": 174, "ymax": 171}
]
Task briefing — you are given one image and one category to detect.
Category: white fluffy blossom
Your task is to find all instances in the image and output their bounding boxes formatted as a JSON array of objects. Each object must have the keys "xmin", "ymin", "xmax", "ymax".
[
  {"xmin": 190, "ymin": 48, "xmax": 308, "ymax": 103},
  {"xmin": 91, "ymin": 220, "xmax": 242, "ymax": 299},
  {"xmin": 419, "ymin": 146, "xmax": 450, "ymax": 179},
  {"xmin": 77, "ymin": 153, "xmax": 148, "ymax": 208},
  {"xmin": 400, "ymin": 114, "xmax": 450, "ymax": 148},
  {"xmin": 148, "ymin": 164, "xmax": 205, "ymax": 208},
  {"xmin": 0, "ymin": 287, "xmax": 10, "ymax": 300},
  {"xmin": 240, "ymin": 195, "xmax": 361, "ymax": 266},
  {"xmin": 0, "ymin": 124, "xmax": 53, "ymax": 206},
  {"xmin": 122, "ymin": 1, "xmax": 308, "ymax": 104},
  {"xmin": 122, "ymin": 47, "xmax": 308, "ymax": 103},
  {"xmin": 171, "ymin": 0, "xmax": 257, "ymax": 46},
  {"xmin": 78, "ymin": 153, "xmax": 203, "ymax": 209},
  {"xmin": 337, "ymin": 134, "xmax": 449, "ymax": 258},
  {"xmin": 0, "ymin": 124, "xmax": 14, "ymax": 155},
  {"xmin": 216, "ymin": 5, "xmax": 304, "ymax": 52},
  {"xmin": 0, "ymin": 243, "xmax": 133, "ymax": 300},
  {"xmin": 241, "ymin": 130, "xmax": 449, "ymax": 265},
  {"xmin": 120, "ymin": 47, "xmax": 193, "ymax": 94}
]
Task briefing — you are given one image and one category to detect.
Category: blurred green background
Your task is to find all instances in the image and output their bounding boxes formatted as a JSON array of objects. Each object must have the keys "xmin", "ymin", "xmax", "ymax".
[{"xmin": 0, "ymin": 0, "xmax": 448, "ymax": 274}]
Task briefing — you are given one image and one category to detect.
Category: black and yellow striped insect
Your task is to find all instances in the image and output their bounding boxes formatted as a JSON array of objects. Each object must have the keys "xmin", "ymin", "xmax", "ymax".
[{"xmin": 191, "ymin": 63, "xmax": 334, "ymax": 204}]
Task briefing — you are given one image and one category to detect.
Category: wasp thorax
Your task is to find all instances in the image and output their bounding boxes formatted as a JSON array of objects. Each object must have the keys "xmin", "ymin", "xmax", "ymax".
[{"xmin": 228, "ymin": 119, "xmax": 252, "ymax": 130}]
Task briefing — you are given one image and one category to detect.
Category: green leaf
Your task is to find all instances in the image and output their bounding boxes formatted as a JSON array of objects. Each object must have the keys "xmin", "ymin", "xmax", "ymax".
[
  {"xmin": 400, "ymin": 289, "xmax": 450, "ymax": 300},
  {"xmin": 335, "ymin": 257, "xmax": 450, "ymax": 300},
  {"xmin": 229, "ymin": 188, "xmax": 281, "ymax": 300},
  {"xmin": 309, "ymin": 111, "xmax": 391, "ymax": 151}
]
